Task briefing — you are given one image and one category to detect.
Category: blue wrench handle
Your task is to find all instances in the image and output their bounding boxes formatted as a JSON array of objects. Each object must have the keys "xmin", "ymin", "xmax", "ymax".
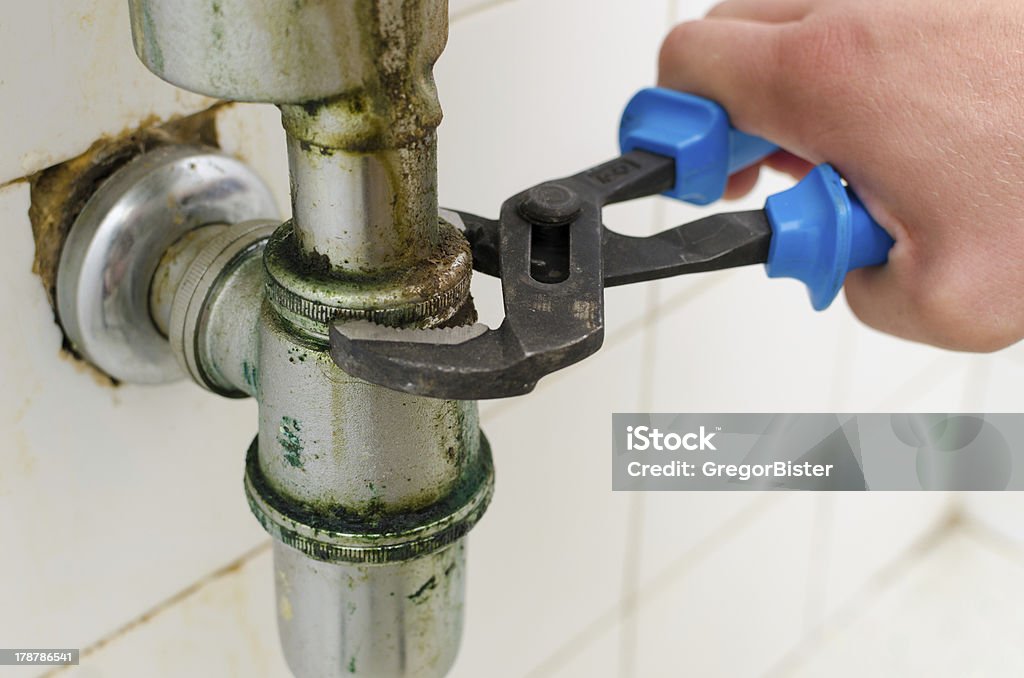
[
  {"xmin": 619, "ymin": 87, "xmax": 894, "ymax": 310},
  {"xmin": 620, "ymin": 87, "xmax": 778, "ymax": 204},
  {"xmin": 764, "ymin": 165, "xmax": 894, "ymax": 310}
]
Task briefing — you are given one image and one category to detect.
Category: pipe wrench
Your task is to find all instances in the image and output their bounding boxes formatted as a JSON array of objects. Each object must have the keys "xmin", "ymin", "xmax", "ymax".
[{"xmin": 330, "ymin": 88, "xmax": 894, "ymax": 400}]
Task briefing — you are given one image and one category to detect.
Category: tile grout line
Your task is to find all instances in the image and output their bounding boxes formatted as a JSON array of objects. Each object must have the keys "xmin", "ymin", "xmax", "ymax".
[
  {"xmin": 764, "ymin": 507, "xmax": 962, "ymax": 678},
  {"xmin": 615, "ymin": 196, "xmax": 670, "ymax": 678},
  {"xmin": 799, "ymin": 309, "xmax": 852, "ymax": 642},
  {"xmin": 480, "ymin": 273, "xmax": 731, "ymax": 426},
  {"xmin": 0, "ymin": 176, "xmax": 29, "ymax": 191},
  {"xmin": 958, "ymin": 513, "xmax": 1024, "ymax": 572},
  {"xmin": 525, "ymin": 493, "xmax": 781, "ymax": 678},
  {"xmin": 872, "ymin": 355, "xmax": 968, "ymax": 412},
  {"xmin": 627, "ymin": 494, "xmax": 784, "ymax": 621},
  {"xmin": 616, "ymin": 492, "xmax": 646, "ymax": 678},
  {"xmin": 801, "ymin": 493, "xmax": 834, "ymax": 638},
  {"xmin": 960, "ymin": 355, "xmax": 993, "ymax": 411},
  {"xmin": 828, "ymin": 318, "xmax": 858, "ymax": 412},
  {"xmin": 1, "ymin": 100, "xmax": 234, "ymax": 192},
  {"xmin": 450, "ymin": 0, "xmax": 517, "ymax": 24},
  {"xmin": 41, "ymin": 540, "xmax": 272, "ymax": 677}
]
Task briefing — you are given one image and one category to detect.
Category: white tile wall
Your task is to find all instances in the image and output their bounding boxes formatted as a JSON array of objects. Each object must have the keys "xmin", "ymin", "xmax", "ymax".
[
  {"xmin": 812, "ymin": 493, "xmax": 953, "ymax": 625},
  {"xmin": 0, "ymin": 1, "xmax": 213, "ymax": 185},
  {"xmin": 57, "ymin": 546, "xmax": 287, "ymax": 678},
  {"xmin": 963, "ymin": 493, "xmax": 1024, "ymax": 546},
  {"xmin": 451, "ymin": 331, "xmax": 645, "ymax": 677},
  {"xmin": 962, "ymin": 353, "xmax": 1024, "ymax": 544},
  {"xmin": 0, "ymin": 178, "xmax": 267, "ymax": 660},
  {"xmin": 785, "ymin": 527, "xmax": 1024, "ymax": 678},
  {"xmin": 634, "ymin": 495, "xmax": 817, "ymax": 678},
  {"xmin": 3, "ymin": 1, "xmax": 1018, "ymax": 678}
]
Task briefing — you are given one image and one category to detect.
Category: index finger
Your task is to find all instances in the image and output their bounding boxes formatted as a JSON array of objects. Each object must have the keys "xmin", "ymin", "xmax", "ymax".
[
  {"xmin": 707, "ymin": 0, "xmax": 818, "ymax": 23},
  {"xmin": 658, "ymin": 19, "xmax": 795, "ymax": 148}
]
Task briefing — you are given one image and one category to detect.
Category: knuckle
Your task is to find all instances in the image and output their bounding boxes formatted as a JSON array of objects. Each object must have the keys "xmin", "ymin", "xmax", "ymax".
[
  {"xmin": 768, "ymin": 15, "xmax": 876, "ymax": 143},
  {"xmin": 777, "ymin": 14, "xmax": 872, "ymax": 87}
]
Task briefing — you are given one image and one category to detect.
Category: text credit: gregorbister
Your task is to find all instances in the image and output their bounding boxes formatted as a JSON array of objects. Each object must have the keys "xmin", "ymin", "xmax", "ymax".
[{"xmin": 626, "ymin": 459, "xmax": 834, "ymax": 481}]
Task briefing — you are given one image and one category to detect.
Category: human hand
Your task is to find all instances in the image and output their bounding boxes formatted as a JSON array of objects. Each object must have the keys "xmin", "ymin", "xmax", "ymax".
[{"xmin": 659, "ymin": 0, "xmax": 1024, "ymax": 351}]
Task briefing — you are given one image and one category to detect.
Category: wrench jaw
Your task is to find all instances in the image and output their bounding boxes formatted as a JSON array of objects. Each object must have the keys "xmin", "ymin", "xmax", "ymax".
[
  {"xmin": 330, "ymin": 193, "xmax": 608, "ymax": 400},
  {"xmin": 443, "ymin": 209, "xmax": 502, "ymax": 280},
  {"xmin": 329, "ymin": 151, "xmax": 677, "ymax": 400},
  {"xmin": 329, "ymin": 150, "xmax": 790, "ymax": 401},
  {"xmin": 329, "ymin": 319, "xmax": 605, "ymax": 400}
]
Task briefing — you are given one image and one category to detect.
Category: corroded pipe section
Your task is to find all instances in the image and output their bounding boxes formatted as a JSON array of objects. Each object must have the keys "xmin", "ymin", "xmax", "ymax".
[
  {"xmin": 128, "ymin": 0, "xmax": 446, "ymax": 105},
  {"xmin": 282, "ymin": 134, "xmax": 439, "ymax": 272},
  {"xmin": 150, "ymin": 224, "xmax": 227, "ymax": 337},
  {"xmin": 129, "ymin": 0, "xmax": 448, "ymax": 272},
  {"xmin": 158, "ymin": 220, "xmax": 277, "ymax": 398},
  {"xmin": 126, "ymin": 4, "xmax": 485, "ymax": 678},
  {"xmin": 271, "ymin": 541, "xmax": 467, "ymax": 678},
  {"xmin": 256, "ymin": 310, "xmax": 480, "ymax": 509},
  {"xmin": 150, "ymin": 215, "xmax": 491, "ymax": 678},
  {"xmin": 278, "ymin": 0, "xmax": 446, "ymax": 271}
]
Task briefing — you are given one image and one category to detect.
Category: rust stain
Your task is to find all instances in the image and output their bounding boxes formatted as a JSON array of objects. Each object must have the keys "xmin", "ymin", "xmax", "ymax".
[
  {"xmin": 279, "ymin": 593, "xmax": 294, "ymax": 622},
  {"xmin": 13, "ymin": 433, "xmax": 34, "ymax": 475},
  {"xmin": 27, "ymin": 103, "xmax": 231, "ymax": 379},
  {"xmin": 56, "ymin": 345, "xmax": 118, "ymax": 388},
  {"xmin": 40, "ymin": 541, "xmax": 271, "ymax": 677},
  {"xmin": 0, "ymin": 175, "xmax": 30, "ymax": 190},
  {"xmin": 11, "ymin": 396, "xmax": 37, "ymax": 477}
]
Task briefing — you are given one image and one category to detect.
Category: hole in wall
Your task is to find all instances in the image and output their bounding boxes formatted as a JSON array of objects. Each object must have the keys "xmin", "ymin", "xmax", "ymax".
[{"xmin": 26, "ymin": 103, "xmax": 230, "ymax": 382}]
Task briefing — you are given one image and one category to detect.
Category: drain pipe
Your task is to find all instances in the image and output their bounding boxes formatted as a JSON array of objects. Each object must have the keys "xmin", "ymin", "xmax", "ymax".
[{"xmin": 56, "ymin": 2, "xmax": 492, "ymax": 677}]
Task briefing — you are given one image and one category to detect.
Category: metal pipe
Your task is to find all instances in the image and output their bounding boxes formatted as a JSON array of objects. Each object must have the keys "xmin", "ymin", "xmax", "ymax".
[
  {"xmin": 56, "ymin": 146, "xmax": 278, "ymax": 385},
  {"xmin": 273, "ymin": 541, "xmax": 466, "ymax": 678},
  {"xmin": 150, "ymin": 224, "xmax": 227, "ymax": 337},
  {"xmin": 283, "ymin": 133, "xmax": 439, "ymax": 273},
  {"xmin": 123, "ymin": 4, "xmax": 490, "ymax": 678},
  {"xmin": 129, "ymin": 0, "xmax": 448, "ymax": 273},
  {"xmin": 256, "ymin": 311, "xmax": 478, "ymax": 509},
  {"xmin": 248, "ymin": 294, "xmax": 489, "ymax": 678},
  {"xmin": 150, "ymin": 216, "xmax": 488, "ymax": 677},
  {"xmin": 160, "ymin": 220, "xmax": 278, "ymax": 398}
]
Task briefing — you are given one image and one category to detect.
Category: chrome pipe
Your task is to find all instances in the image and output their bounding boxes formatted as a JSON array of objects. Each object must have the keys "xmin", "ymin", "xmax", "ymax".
[{"xmin": 119, "ymin": 4, "xmax": 490, "ymax": 678}]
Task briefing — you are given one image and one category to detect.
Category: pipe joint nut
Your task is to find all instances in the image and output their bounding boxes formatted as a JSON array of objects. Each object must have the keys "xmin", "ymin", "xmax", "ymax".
[
  {"xmin": 263, "ymin": 219, "xmax": 473, "ymax": 338},
  {"xmin": 168, "ymin": 220, "xmax": 279, "ymax": 396},
  {"xmin": 244, "ymin": 435, "xmax": 495, "ymax": 565}
]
